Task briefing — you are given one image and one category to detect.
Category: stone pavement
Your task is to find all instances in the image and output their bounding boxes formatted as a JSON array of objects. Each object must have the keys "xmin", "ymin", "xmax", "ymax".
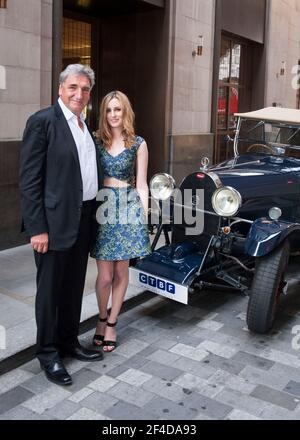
[
  {"xmin": 1, "ymin": 260, "xmax": 300, "ymax": 420},
  {"xmin": 0, "ymin": 244, "xmax": 146, "ymax": 365}
]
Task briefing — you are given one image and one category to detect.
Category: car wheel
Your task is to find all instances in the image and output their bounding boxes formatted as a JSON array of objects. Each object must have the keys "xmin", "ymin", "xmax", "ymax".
[{"xmin": 246, "ymin": 239, "xmax": 290, "ymax": 334}]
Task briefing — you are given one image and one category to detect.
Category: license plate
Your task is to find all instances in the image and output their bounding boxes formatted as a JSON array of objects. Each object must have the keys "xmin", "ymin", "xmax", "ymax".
[{"xmin": 129, "ymin": 267, "xmax": 188, "ymax": 305}]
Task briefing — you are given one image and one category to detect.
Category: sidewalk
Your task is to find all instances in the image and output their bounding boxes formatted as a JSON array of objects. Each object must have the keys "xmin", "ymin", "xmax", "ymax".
[
  {"xmin": 1, "ymin": 245, "xmax": 300, "ymax": 419},
  {"xmin": 0, "ymin": 244, "xmax": 147, "ymax": 369}
]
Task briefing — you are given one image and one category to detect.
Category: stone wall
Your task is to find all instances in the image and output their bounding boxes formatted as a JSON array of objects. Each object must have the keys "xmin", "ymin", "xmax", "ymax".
[
  {"xmin": 0, "ymin": 0, "xmax": 52, "ymax": 250},
  {"xmin": 265, "ymin": 0, "xmax": 300, "ymax": 108},
  {"xmin": 170, "ymin": 0, "xmax": 215, "ymax": 134},
  {"xmin": 167, "ymin": 0, "xmax": 215, "ymax": 180},
  {"xmin": 0, "ymin": 0, "xmax": 52, "ymax": 141}
]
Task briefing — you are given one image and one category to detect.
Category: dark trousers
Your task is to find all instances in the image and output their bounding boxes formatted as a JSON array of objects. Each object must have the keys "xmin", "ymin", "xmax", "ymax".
[{"xmin": 34, "ymin": 201, "xmax": 95, "ymax": 367}]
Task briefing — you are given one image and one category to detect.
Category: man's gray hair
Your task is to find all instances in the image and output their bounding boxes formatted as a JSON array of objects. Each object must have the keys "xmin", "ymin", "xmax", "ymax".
[{"xmin": 59, "ymin": 64, "xmax": 95, "ymax": 88}]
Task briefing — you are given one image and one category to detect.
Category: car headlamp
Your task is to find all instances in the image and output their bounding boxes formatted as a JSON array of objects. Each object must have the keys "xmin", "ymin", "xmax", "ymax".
[
  {"xmin": 212, "ymin": 186, "xmax": 242, "ymax": 217},
  {"xmin": 268, "ymin": 207, "xmax": 282, "ymax": 221},
  {"xmin": 150, "ymin": 173, "xmax": 176, "ymax": 201}
]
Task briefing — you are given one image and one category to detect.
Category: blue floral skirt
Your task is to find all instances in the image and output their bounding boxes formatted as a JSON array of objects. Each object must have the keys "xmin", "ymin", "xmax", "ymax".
[{"xmin": 90, "ymin": 186, "xmax": 151, "ymax": 261}]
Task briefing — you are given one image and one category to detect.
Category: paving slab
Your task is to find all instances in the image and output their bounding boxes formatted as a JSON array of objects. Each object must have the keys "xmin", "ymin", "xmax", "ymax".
[
  {"xmin": 1, "ymin": 244, "xmax": 300, "ymax": 420},
  {"xmin": 0, "ymin": 244, "xmax": 148, "ymax": 363}
]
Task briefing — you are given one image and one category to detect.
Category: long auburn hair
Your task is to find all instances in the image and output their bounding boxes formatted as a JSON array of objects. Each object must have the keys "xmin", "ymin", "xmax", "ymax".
[{"xmin": 98, "ymin": 91, "xmax": 135, "ymax": 148}]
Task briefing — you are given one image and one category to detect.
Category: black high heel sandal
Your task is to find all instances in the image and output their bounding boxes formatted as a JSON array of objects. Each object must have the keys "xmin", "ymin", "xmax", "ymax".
[
  {"xmin": 102, "ymin": 321, "xmax": 117, "ymax": 352},
  {"xmin": 93, "ymin": 316, "xmax": 107, "ymax": 347}
]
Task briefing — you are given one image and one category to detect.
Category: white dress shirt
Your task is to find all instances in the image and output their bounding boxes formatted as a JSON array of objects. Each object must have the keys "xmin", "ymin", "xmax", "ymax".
[{"xmin": 58, "ymin": 98, "xmax": 98, "ymax": 201}]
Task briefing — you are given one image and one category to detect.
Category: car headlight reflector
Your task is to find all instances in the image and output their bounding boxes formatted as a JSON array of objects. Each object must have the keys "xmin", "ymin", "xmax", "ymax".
[
  {"xmin": 150, "ymin": 173, "xmax": 175, "ymax": 200},
  {"xmin": 212, "ymin": 186, "xmax": 242, "ymax": 217},
  {"xmin": 268, "ymin": 207, "xmax": 282, "ymax": 221}
]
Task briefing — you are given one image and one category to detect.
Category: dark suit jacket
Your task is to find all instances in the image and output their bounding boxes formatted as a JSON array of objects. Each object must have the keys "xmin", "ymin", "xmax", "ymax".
[{"xmin": 19, "ymin": 101, "xmax": 103, "ymax": 251}]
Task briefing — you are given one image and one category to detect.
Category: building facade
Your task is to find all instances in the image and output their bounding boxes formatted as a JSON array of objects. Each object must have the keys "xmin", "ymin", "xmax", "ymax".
[{"xmin": 1, "ymin": 0, "xmax": 300, "ymax": 249}]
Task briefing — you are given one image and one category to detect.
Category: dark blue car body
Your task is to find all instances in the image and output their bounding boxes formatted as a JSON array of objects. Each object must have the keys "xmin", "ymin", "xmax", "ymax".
[{"xmin": 129, "ymin": 107, "xmax": 300, "ymax": 333}]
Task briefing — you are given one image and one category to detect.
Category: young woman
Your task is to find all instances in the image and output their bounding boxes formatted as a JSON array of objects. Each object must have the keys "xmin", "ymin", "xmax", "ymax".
[{"xmin": 90, "ymin": 91, "xmax": 151, "ymax": 352}]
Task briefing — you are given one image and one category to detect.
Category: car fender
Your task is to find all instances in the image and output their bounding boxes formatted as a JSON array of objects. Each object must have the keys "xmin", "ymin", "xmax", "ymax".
[{"xmin": 245, "ymin": 218, "xmax": 300, "ymax": 257}]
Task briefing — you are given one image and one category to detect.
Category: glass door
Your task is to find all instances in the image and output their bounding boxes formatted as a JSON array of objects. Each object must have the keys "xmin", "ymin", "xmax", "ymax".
[
  {"xmin": 62, "ymin": 16, "xmax": 94, "ymax": 125},
  {"xmin": 215, "ymin": 35, "xmax": 253, "ymax": 163}
]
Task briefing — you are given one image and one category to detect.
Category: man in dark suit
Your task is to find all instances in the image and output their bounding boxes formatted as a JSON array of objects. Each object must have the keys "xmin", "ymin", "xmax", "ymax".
[{"xmin": 19, "ymin": 64, "xmax": 103, "ymax": 386}]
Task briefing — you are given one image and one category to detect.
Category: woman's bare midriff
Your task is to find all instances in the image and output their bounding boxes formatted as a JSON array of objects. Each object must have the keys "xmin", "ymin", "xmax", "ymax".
[{"xmin": 104, "ymin": 177, "xmax": 130, "ymax": 188}]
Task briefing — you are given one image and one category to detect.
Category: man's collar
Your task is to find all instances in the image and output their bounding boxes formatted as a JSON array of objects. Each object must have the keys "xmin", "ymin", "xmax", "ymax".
[{"xmin": 58, "ymin": 98, "xmax": 85, "ymax": 122}]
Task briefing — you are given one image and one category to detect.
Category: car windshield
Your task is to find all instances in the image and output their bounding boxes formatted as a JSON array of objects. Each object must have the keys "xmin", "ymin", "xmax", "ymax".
[{"xmin": 236, "ymin": 118, "xmax": 300, "ymax": 157}]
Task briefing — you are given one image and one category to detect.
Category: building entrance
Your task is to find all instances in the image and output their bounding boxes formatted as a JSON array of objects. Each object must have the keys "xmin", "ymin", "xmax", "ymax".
[{"xmin": 61, "ymin": 0, "xmax": 168, "ymax": 177}]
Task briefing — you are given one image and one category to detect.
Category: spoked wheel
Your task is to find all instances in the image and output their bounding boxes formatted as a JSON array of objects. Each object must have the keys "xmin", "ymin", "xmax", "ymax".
[{"xmin": 246, "ymin": 239, "xmax": 290, "ymax": 334}]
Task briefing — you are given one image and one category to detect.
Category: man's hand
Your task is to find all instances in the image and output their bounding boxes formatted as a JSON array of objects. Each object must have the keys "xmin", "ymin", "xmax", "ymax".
[{"xmin": 31, "ymin": 233, "xmax": 49, "ymax": 254}]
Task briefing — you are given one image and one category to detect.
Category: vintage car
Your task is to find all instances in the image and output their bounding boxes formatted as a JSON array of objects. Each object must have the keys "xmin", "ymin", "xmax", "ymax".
[{"xmin": 129, "ymin": 107, "xmax": 300, "ymax": 334}]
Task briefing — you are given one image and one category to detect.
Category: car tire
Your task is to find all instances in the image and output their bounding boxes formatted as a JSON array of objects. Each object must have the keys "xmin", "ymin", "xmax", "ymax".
[{"xmin": 246, "ymin": 239, "xmax": 290, "ymax": 334}]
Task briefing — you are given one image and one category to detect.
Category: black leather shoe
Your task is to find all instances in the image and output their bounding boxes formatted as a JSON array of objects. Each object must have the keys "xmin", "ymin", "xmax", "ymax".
[
  {"xmin": 41, "ymin": 361, "xmax": 72, "ymax": 386},
  {"xmin": 61, "ymin": 344, "xmax": 104, "ymax": 362}
]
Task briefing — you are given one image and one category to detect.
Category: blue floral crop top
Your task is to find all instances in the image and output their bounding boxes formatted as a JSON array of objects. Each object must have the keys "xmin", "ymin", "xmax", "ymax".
[{"xmin": 97, "ymin": 135, "xmax": 144, "ymax": 183}]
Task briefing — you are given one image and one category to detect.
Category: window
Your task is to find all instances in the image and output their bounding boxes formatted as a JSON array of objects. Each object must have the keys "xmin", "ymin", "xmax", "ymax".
[
  {"xmin": 62, "ymin": 17, "xmax": 91, "ymax": 69},
  {"xmin": 215, "ymin": 35, "xmax": 253, "ymax": 162},
  {"xmin": 62, "ymin": 16, "xmax": 92, "ymax": 121},
  {"xmin": 0, "ymin": 0, "xmax": 7, "ymax": 8},
  {"xmin": 218, "ymin": 39, "xmax": 242, "ymax": 131}
]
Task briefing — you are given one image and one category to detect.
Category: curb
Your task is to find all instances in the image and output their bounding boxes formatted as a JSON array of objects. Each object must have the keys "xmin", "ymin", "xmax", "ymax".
[{"xmin": 0, "ymin": 290, "xmax": 154, "ymax": 376}]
